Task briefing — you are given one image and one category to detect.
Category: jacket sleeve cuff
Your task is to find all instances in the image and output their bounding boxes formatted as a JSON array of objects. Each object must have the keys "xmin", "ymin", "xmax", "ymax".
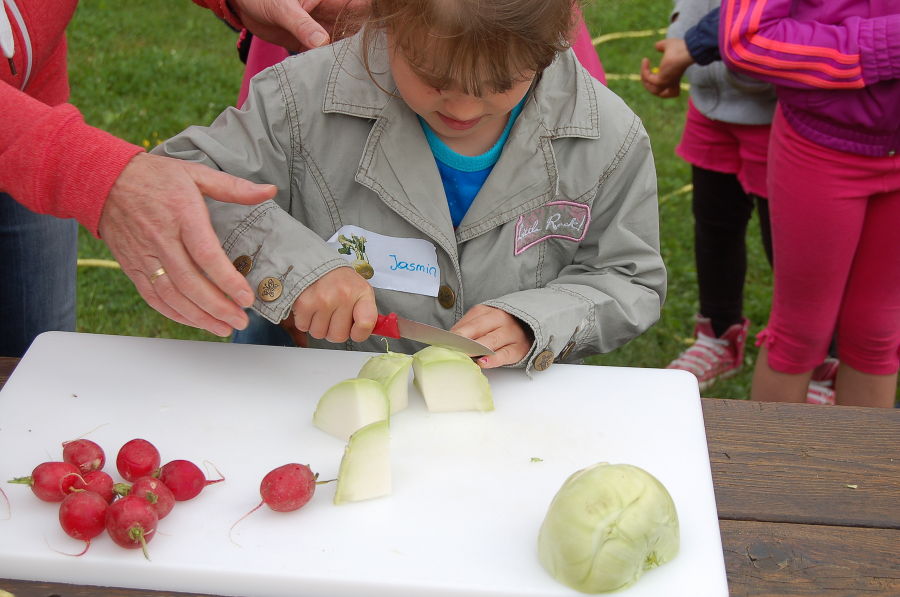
[
  {"xmin": 684, "ymin": 7, "xmax": 721, "ymax": 66},
  {"xmin": 860, "ymin": 14, "xmax": 900, "ymax": 84},
  {"xmin": 57, "ymin": 117, "xmax": 146, "ymax": 237}
]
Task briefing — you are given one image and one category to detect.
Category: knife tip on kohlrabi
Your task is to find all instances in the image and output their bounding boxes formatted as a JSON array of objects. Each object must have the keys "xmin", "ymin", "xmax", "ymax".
[
  {"xmin": 357, "ymin": 351, "xmax": 414, "ymax": 414},
  {"xmin": 412, "ymin": 346, "xmax": 494, "ymax": 413}
]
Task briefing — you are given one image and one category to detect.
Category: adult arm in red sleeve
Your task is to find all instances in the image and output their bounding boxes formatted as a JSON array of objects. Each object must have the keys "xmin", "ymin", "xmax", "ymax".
[{"xmin": 0, "ymin": 81, "xmax": 279, "ymax": 336}]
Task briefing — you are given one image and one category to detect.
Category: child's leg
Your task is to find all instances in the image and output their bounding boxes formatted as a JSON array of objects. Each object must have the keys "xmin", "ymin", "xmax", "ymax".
[
  {"xmin": 692, "ymin": 166, "xmax": 754, "ymax": 337},
  {"xmin": 834, "ymin": 188, "xmax": 900, "ymax": 407},
  {"xmin": 754, "ymin": 108, "xmax": 892, "ymax": 402}
]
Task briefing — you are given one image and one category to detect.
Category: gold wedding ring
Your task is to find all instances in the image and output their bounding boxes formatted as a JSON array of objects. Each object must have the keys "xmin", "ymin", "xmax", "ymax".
[{"xmin": 149, "ymin": 267, "xmax": 167, "ymax": 284}]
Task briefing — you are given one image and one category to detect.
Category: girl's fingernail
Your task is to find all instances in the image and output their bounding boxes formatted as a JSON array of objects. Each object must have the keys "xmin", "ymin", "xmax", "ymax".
[
  {"xmin": 310, "ymin": 31, "xmax": 327, "ymax": 47},
  {"xmin": 479, "ymin": 357, "xmax": 489, "ymax": 366}
]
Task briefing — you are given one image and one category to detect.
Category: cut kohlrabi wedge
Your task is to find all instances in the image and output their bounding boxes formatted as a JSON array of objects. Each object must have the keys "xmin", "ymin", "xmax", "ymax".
[
  {"xmin": 312, "ymin": 378, "xmax": 389, "ymax": 441},
  {"xmin": 412, "ymin": 345, "xmax": 494, "ymax": 412},
  {"xmin": 333, "ymin": 419, "xmax": 391, "ymax": 504},
  {"xmin": 357, "ymin": 351, "xmax": 414, "ymax": 414}
]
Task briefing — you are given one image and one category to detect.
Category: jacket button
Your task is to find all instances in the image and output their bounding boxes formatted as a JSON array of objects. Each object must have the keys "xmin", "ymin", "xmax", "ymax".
[
  {"xmin": 233, "ymin": 255, "xmax": 253, "ymax": 276},
  {"xmin": 558, "ymin": 340, "xmax": 576, "ymax": 361},
  {"xmin": 257, "ymin": 277, "xmax": 283, "ymax": 302},
  {"xmin": 437, "ymin": 285, "xmax": 456, "ymax": 309},
  {"xmin": 533, "ymin": 349, "xmax": 554, "ymax": 371}
]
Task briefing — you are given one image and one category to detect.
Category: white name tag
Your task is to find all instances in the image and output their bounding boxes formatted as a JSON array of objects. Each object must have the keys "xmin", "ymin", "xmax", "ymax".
[{"xmin": 326, "ymin": 225, "xmax": 441, "ymax": 297}]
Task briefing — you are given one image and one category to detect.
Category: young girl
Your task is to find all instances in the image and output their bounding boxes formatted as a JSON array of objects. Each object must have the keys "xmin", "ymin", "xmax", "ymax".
[
  {"xmin": 721, "ymin": 0, "xmax": 899, "ymax": 407},
  {"xmin": 155, "ymin": 0, "xmax": 665, "ymax": 372},
  {"xmin": 641, "ymin": 1, "xmax": 776, "ymax": 392}
]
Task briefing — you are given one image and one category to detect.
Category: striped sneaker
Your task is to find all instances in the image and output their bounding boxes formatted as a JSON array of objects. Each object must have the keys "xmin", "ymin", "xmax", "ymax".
[
  {"xmin": 806, "ymin": 357, "xmax": 838, "ymax": 405},
  {"xmin": 667, "ymin": 315, "xmax": 749, "ymax": 390}
]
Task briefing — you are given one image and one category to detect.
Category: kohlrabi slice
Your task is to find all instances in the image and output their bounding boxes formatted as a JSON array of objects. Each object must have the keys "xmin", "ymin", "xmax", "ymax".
[
  {"xmin": 358, "ymin": 351, "xmax": 414, "ymax": 414},
  {"xmin": 538, "ymin": 462, "xmax": 680, "ymax": 593},
  {"xmin": 333, "ymin": 419, "xmax": 391, "ymax": 504},
  {"xmin": 412, "ymin": 345, "xmax": 494, "ymax": 412},
  {"xmin": 312, "ymin": 378, "xmax": 389, "ymax": 441}
]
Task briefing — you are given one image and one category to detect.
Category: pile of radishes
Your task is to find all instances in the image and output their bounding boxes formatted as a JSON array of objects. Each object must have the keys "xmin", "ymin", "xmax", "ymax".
[{"xmin": 8, "ymin": 437, "xmax": 223, "ymax": 559}]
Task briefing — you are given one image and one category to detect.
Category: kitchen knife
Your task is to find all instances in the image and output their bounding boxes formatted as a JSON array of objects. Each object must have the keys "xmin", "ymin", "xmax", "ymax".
[{"xmin": 372, "ymin": 313, "xmax": 494, "ymax": 357}]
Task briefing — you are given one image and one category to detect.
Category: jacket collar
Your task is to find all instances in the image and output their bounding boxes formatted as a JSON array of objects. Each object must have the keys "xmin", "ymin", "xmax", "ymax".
[{"xmin": 323, "ymin": 31, "xmax": 602, "ymax": 250}]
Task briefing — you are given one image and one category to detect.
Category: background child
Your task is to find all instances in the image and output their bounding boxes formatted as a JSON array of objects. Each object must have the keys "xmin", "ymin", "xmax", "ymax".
[
  {"xmin": 640, "ymin": 0, "xmax": 776, "ymax": 392},
  {"xmin": 154, "ymin": 0, "xmax": 666, "ymax": 372},
  {"xmin": 721, "ymin": 0, "xmax": 899, "ymax": 407}
]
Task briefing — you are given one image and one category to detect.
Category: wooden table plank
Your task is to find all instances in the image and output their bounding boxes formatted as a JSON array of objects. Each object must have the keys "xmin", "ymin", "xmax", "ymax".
[
  {"xmin": 720, "ymin": 519, "xmax": 900, "ymax": 597},
  {"xmin": 0, "ymin": 579, "xmax": 214, "ymax": 597},
  {"xmin": 703, "ymin": 399, "xmax": 900, "ymax": 529},
  {"xmin": 0, "ymin": 357, "xmax": 17, "ymax": 389}
]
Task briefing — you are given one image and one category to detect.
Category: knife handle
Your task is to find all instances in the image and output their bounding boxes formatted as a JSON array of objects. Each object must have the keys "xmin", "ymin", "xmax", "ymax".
[{"xmin": 372, "ymin": 313, "xmax": 400, "ymax": 338}]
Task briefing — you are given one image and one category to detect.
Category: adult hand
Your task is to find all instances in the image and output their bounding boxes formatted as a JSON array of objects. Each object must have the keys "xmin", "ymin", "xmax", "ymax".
[
  {"xmin": 229, "ymin": 0, "xmax": 368, "ymax": 52},
  {"xmin": 290, "ymin": 266, "xmax": 378, "ymax": 343},
  {"xmin": 451, "ymin": 305, "xmax": 533, "ymax": 369},
  {"xmin": 99, "ymin": 152, "xmax": 277, "ymax": 337},
  {"xmin": 640, "ymin": 38, "xmax": 694, "ymax": 98}
]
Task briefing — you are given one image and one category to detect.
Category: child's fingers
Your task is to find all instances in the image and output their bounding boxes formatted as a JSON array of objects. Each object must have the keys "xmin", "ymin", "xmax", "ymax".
[
  {"xmin": 305, "ymin": 310, "xmax": 333, "ymax": 340},
  {"xmin": 349, "ymin": 295, "xmax": 378, "ymax": 343},
  {"xmin": 477, "ymin": 342, "xmax": 528, "ymax": 369}
]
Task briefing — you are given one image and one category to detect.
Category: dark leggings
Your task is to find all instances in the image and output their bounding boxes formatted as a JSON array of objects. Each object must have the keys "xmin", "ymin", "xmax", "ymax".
[{"xmin": 692, "ymin": 166, "xmax": 773, "ymax": 337}]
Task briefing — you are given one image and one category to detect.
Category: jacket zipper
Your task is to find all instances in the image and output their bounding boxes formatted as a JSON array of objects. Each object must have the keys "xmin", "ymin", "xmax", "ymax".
[{"xmin": 2, "ymin": 0, "xmax": 31, "ymax": 89}]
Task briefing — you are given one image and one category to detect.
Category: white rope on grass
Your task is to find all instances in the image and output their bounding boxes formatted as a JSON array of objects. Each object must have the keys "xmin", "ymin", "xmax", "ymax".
[
  {"xmin": 592, "ymin": 28, "xmax": 667, "ymax": 46},
  {"xmin": 77, "ymin": 258, "xmax": 120, "ymax": 269}
]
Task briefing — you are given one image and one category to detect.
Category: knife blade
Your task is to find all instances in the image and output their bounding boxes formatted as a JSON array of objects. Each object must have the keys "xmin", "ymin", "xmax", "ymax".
[{"xmin": 372, "ymin": 313, "xmax": 494, "ymax": 357}]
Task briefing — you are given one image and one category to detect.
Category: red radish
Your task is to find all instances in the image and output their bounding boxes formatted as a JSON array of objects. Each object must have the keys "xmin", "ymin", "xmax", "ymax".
[
  {"xmin": 229, "ymin": 464, "xmax": 322, "ymax": 540},
  {"xmin": 59, "ymin": 491, "xmax": 108, "ymax": 555},
  {"xmin": 116, "ymin": 439, "xmax": 160, "ymax": 482},
  {"xmin": 158, "ymin": 459, "xmax": 223, "ymax": 501},
  {"xmin": 106, "ymin": 495, "xmax": 158, "ymax": 560},
  {"xmin": 81, "ymin": 470, "xmax": 116, "ymax": 503},
  {"xmin": 123, "ymin": 476, "xmax": 176, "ymax": 519},
  {"xmin": 259, "ymin": 463, "xmax": 318, "ymax": 512},
  {"xmin": 62, "ymin": 438, "xmax": 105, "ymax": 474},
  {"xmin": 8, "ymin": 461, "xmax": 81, "ymax": 502}
]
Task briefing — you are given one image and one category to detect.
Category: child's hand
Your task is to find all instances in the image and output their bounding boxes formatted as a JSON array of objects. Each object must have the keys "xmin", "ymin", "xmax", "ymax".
[
  {"xmin": 451, "ymin": 305, "xmax": 533, "ymax": 369},
  {"xmin": 640, "ymin": 38, "xmax": 693, "ymax": 98},
  {"xmin": 290, "ymin": 267, "xmax": 377, "ymax": 343}
]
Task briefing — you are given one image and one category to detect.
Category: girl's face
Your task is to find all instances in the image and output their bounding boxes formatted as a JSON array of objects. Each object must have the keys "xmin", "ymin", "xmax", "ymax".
[{"xmin": 389, "ymin": 39, "xmax": 534, "ymax": 156}]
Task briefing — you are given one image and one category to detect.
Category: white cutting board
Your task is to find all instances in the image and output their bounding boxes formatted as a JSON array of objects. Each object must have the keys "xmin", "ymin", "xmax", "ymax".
[{"xmin": 0, "ymin": 332, "xmax": 728, "ymax": 597}]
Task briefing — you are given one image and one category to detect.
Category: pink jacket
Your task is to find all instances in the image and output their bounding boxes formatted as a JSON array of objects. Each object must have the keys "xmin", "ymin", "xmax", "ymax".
[
  {"xmin": 0, "ymin": 0, "xmax": 238, "ymax": 236},
  {"xmin": 720, "ymin": 0, "xmax": 899, "ymax": 156}
]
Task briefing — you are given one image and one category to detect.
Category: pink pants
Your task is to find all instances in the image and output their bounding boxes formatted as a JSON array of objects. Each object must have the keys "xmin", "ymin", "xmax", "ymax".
[
  {"xmin": 676, "ymin": 100, "xmax": 770, "ymax": 198},
  {"xmin": 236, "ymin": 7, "xmax": 606, "ymax": 107},
  {"xmin": 761, "ymin": 106, "xmax": 900, "ymax": 375}
]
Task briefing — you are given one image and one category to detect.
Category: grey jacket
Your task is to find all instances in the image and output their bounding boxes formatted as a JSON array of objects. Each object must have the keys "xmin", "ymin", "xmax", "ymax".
[
  {"xmin": 669, "ymin": 0, "xmax": 776, "ymax": 124},
  {"xmin": 155, "ymin": 32, "xmax": 666, "ymax": 372}
]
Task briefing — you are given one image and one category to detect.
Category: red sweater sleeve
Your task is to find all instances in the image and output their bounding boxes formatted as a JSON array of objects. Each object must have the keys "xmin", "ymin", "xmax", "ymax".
[
  {"xmin": 0, "ymin": 81, "xmax": 144, "ymax": 237},
  {"xmin": 192, "ymin": 0, "xmax": 244, "ymax": 31}
]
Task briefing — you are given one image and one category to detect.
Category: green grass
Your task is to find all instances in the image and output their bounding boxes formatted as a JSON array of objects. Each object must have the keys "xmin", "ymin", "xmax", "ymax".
[{"xmin": 68, "ymin": 0, "xmax": 770, "ymax": 398}]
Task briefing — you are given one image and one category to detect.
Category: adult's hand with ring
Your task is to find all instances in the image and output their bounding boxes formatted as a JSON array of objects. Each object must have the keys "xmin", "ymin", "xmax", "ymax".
[
  {"xmin": 229, "ymin": 0, "xmax": 369, "ymax": 52},
  {"xmin": 99, "ymin": 152, "xmax": 277, "ymax": 337}
]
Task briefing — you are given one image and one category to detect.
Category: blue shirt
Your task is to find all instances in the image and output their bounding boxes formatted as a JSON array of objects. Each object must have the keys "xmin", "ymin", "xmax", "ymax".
[{"xmin": 419, "ymin": 98, "xmax": 526, "ymax": 227}]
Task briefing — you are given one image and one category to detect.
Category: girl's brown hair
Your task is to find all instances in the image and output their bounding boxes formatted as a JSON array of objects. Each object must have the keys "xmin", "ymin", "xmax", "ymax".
[{"xmin": 357, "ymin": 0, "xmax": 577, "ymax": 96}]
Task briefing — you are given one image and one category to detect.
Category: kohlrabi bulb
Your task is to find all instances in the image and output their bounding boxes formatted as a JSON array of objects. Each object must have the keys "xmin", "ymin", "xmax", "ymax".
[{"xmin": 538, "ymin": 462, "xmax": 679, "ymax": 593}]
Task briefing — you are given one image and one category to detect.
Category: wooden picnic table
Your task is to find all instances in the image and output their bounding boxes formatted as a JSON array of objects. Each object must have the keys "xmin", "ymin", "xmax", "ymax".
[{"xmin": 0, "ymin": 355, "xmax": 897, "ymax": 597}]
